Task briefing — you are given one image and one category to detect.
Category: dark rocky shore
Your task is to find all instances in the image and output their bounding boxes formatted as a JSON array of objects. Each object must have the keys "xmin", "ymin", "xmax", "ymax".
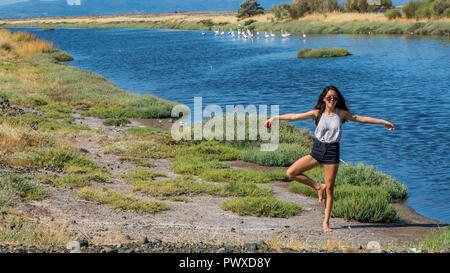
[{"xmin": 1, "ymin": 237, "xmax": 448, "ymax": 253}]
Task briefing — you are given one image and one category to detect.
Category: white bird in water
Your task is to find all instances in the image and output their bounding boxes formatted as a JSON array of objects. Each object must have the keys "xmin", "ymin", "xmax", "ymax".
[
  {"xmin": 265, "ymin": 32, "xmax": 269, "ymax": 38},
  {"xmin": 303, "ymin": 32, "xmax": 306, "ymax": 39},
  {"xmin": 202, "ymin": 32, "xmax": 206, "ymax": 36},
  {"xmin": 270, "ymin": 31, "xmax": 275, "ymax": 37}
]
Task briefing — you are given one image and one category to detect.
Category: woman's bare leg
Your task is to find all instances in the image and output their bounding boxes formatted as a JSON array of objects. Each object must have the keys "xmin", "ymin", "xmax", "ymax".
[
  {"xmin": 323, "ymin": 163, "xmax": 339, "ymax": 233},
  {"xmin": 286, "ymin": 155, "xmax": 325, "ymax": 205}
]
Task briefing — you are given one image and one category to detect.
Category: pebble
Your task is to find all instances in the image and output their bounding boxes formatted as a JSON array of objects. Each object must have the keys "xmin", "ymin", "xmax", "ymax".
[
  {"xmin": 78, "ymin": 237, "xmax": 89, "ymax": 248},
  {"xmin": 66, "ymin": 241, "xmax": 81, "ymax": 253},
  {"xmin": 243, "ymin": 242, "xmax": 258, "ymax": 251},
  {"xmin": 367, "ymin": 241, "xmax": 382, "ymax": 253}
]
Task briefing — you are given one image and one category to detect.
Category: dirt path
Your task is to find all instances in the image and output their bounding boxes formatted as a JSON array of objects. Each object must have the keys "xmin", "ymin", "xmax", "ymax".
[{"xmin": 21, "ymin": 114, "xmax": 447, "ymax": 249}]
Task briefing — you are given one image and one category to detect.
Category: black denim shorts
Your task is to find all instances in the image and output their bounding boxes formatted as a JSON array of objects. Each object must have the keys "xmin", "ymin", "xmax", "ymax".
[{"xmin": 310, "ymin": 139, "xmax": 340, "ymax": 165}]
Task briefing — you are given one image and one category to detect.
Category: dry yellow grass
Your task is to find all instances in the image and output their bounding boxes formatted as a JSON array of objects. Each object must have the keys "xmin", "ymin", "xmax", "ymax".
[
  {"xmin": 2, "ymin": 12, "xmax": 449, "ymax": 25},
  {"xmin": 15, "ymin": 40, "xmax": 54, "ymax": 58},
  {"xmin": 297, "ymin": 11, "xmax": 449, "ymax": 23},
  {"xmin": 0, "ymin": 122, "xmax": 54, "ymax": 153},
  {"xmin": 0, "ymin": 29, "xmax": 54, "ymax": 58}
]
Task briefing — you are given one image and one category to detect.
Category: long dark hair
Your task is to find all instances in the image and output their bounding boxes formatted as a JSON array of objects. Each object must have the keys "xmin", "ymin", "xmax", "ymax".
[{"xmin": 314, "ymin": 86, "xmax": 349, "ymax": 126}]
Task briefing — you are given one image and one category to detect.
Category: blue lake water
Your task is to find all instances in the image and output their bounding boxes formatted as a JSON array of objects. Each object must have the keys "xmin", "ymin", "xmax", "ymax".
[{"xmin": 9, "ymin": 27, "xmax": 450, "ymax": 223}]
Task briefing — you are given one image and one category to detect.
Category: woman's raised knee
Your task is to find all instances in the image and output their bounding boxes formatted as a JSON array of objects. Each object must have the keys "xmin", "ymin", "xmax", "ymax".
[{"xmin": 286, "ymin": 169, "xmax": 301, "ymax": 179}]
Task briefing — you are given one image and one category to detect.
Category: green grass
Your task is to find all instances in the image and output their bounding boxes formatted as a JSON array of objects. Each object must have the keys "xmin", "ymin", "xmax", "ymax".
[
  {"xmin": 288, "ymin": 181, "xmax": 320, "ymax": 198},
  {"xmin": 28, "ymin": 147, "xmax": 97, "ymax": 170},
  {"xmin": 102, "ymin": 117, "xmax": 131, "ymax": 126},
  {"xmin": 124, "ymin": 126, "xmax": 169, "ymax": 136},
  {"xmin": 0, "ymin": 212, "xmax": 70, "ymax": 247},
  {"xmin": 121, "ymin": 167, "xmax": 168, "ymax": 184},
  {"xmin": 169, "ymin": 155, "xmax": 230, "ymax": 176},
  {"xmin": 131, "ymin": 175, "xmax": 272, "ymax": 198},
  {"xmin": 241, "ymin": 143, "xmax": 311, "ymax": 167},
  {"xmin": 77, "ymin": 186, "xmax": 170, "ymax": 214},
  {"xmin": 331, "ymin": 185, "xmax": 398, "ymax": 223},
  {"xmin": 316, "ymin": 163, "xmax": 407, "ymax": 200},
  {"xmin": 179, "ymin": 140, "xmax": 243, "ymax": 161},
  {"xmin": 408, "ymin": 226, "xmax": 450, "ymax": 252},
  {"xmin": 297, "ymin": 47, "xmax": 352, "ymax": 58},
  {"xmin": 0, "ymin": 174, "xmax": 46, "ymax": 208},
  {"xmin": 221, "ymin": 197, "xmax": 303, "ymax": 218}
]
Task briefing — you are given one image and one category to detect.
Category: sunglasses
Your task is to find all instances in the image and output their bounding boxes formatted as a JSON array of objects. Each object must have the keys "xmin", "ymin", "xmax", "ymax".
[{"xmin": 326, "ymin": 96, "xmax": 339, "ymax": 102}]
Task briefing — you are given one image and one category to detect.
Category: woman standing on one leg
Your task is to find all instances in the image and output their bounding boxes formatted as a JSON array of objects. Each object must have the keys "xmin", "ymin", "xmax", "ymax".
[{"xmin": 264, "ymin": 86, "xmax": 395, "ymax": 232}]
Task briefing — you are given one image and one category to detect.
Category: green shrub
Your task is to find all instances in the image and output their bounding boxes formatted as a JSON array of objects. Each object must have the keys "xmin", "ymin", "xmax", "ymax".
[
  {"xmin": 121, "ymin": 167, "xmax": 167, "ymax": 184},
  {"xmin": 29, "ymin": 147, "xmax": 97, "ymax": 170},
  {"xmin": 332, "ymin": 185, "xmax": 398, "ymax": 223},
  {"xmin": 132, "ymin": 175, "xmax": 272, "ymax": 197},
  {"xmin": 297, "ymin": 47, "xmax": 352, "ymax": 58},
  {"xmin": 221, "ymin": 196, "xmax": 302, "ymax": 218},
  {"xmin": 403, "ymin": 1, "xmax": 419, "ymax": 18},
  {"xmin": 316, "ymin": 163, "xmax": 407, "ymax": 200},
  {"xmin": 385, "ymin": 9, "xmax": 402, "ymax": 20},
  {"xmin": 241, "ymin": 143, "xmax": 310, "ymax": 167},
  {"xmin": 0, "ymin": 174, "xmax": 46, "ymax": 208},
  {"xmin": 237, "ymin": 0, "xmax": 265, "ymax": 19},
  {"xmin": 78, "ymin": 187, "xmax": 170, "ymax": 214},
  {"xmin": 50, "ymin": 50, "xmax": 74, "ymax": 62},
  {"xmin": 180, "ymin": 141, "xmax": 243, "ymax": 161},
  {"xmin": 170, "ymin": 155, "xmax": 230, "ymax": 175}
]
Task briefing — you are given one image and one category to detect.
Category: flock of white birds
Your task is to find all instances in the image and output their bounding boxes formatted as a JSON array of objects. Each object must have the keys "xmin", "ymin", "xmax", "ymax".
[{"xmin": 201, "ymin": 25, "xmax": 308, "ymax": 40}]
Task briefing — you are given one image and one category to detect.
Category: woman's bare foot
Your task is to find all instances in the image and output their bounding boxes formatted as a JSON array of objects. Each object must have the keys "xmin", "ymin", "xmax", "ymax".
[
  {"xmin": 323, "ymin": 222, "xmax": 333, "ymax": 232},
  {"xmin": 317, "ymin": 184, "xmax": 326, "ymax": 205}
]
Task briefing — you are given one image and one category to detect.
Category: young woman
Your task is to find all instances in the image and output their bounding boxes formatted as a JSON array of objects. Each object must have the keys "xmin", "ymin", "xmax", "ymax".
[{"xmin": 264, "ymin": 86, "xmax": 395, "ymax": 232}]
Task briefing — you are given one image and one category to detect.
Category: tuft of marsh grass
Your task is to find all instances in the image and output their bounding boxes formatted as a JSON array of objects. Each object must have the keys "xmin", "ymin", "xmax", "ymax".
[
  {"xmin": 28, "ymin": 147, "xmax": 97, "ymax": 170},
  {"xmin": 241, "ymin": 143, "xmax": 311, "ymax": 167},
  {"xmin": 221, "ymin": 197, "xmax": 303, "ymax": 218},
  {"xmin": 0, "ymin": 212, "xmax": 70, "ymax": 247},
  {"xmin": 121, "ymin": 167, "xmax": 168, "ymax": 184},
  {"xmin": 0, "ymin": 121, "xmax": 56, "ymax": 153},
  {"xmin": 331, "ymin": 184, "xmax": 398, "ymax": 223},
  {"xmin": 131, "ymin": 175, "xmax": 272, "ymax": 198},
  {"xmin": 179, "ymin": 140, "xmax": 243, "ymax": 161},
  {"xmin": 170, "ymin": 155, "xmax": 230, "ymax": 176},
  {"xmin": 297, "ymin": 47, "xmax": 352, "ymax": 58},
  {"xmin": 0, "ymin": 174, "xmax": 46, "ymax": 208},
  {"xmin": 407, "ymin": 226, "xmax": 450, "ymax": 252},
  {"xmin": 316, "ymin": 163, "xmax": 407, "ymax": 200},
  {"xmin": 77, "ymin": 186, "xmax": 170, "ymax": 214}
]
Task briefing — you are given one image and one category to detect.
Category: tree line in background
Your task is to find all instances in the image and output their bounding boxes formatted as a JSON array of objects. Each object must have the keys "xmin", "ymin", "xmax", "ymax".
[{"xmin": 237, "ymin": 0, "xmax": 450, "ymax": 20}]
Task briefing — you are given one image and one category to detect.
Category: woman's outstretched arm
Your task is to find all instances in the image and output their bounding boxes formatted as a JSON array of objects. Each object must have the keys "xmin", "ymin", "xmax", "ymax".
[
  {"xmin": 264, "ymin": 110, "xmax": 318, "ymax": 128},
  {"xmin": 342, "ymin": 110, "xmax": 395, "ymax": 130}
]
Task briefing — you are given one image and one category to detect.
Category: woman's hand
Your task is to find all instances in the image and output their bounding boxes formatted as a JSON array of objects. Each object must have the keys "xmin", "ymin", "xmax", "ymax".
[
  {"xmin": 264, "ymin": 117, "xmax": 274, "ymax": 128},
  {"xmin": 384, "ymin": 120, "xmax": 395, "ymax": 131}
]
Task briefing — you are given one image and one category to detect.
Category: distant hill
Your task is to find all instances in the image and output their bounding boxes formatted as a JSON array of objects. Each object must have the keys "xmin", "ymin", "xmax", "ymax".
[{"xmin": 0, "ymin": 0, "xmax": 412, "ymax": 19}]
